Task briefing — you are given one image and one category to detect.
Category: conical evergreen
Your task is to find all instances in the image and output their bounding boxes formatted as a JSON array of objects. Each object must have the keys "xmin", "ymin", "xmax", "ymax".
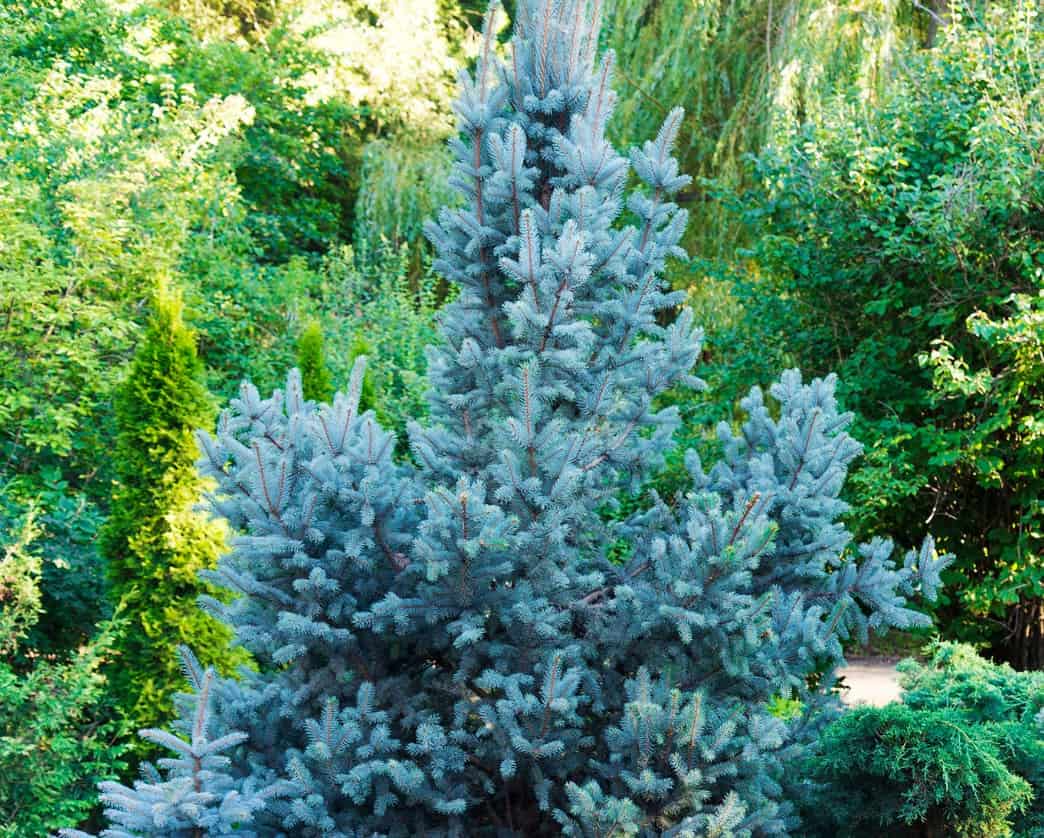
[
  {"xmin": 296, "ymin": 320, "xmax": 335, "ymax": 404},
  {"xmin": 100, "ymin": 289, "xmax": 243, "ymax": 732},
  {"xmin": 73, "ymin": 3, "xmax": 949, "ymax": 835}
]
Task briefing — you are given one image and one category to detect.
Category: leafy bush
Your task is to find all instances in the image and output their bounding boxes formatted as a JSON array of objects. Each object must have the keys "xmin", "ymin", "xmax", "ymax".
[
  {"xmin": 920, "ymin": 289, "xmax": 1044, "ymax": 669},
  {"xmin": 0, "ymin": 492, "xmax": 126, "ymax": 836}
]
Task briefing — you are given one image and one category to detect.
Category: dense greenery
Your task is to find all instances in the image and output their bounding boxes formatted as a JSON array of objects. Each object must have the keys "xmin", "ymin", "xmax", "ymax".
[
  {"xmin": 323, "ymin": 244, "xmax": 443, "ymax": 439},
  {"xmin": 65, "ymin": 3, "xmax": 951, "ymax": 832},
  {"xmin": 0, "ymin": 0, "xmax": 459, "ymax": 651},
  {"xmin": 715, "ymin": 0, "xmax": 1044, "ymax": 665},
  {"xmin": 0, "ymin": 0, "xmax": 457, "ymax": 826},
  {"xmin": 1, "ymin": 0, "xmax": 1043, "ymax": 831},
  {"xmin": 0, "ymin": 493, "xmax": 126, "ymax": 835},
  {"xmin": 603, "ymin": 0, "xmax": 930, "ymax": 269}
]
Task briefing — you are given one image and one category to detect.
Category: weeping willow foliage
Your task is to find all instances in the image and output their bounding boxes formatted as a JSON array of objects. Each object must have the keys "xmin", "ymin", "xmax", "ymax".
[
  {"xmin": 352, "ymin": 137, "xmax": 457, "ymax": 263},
  {"xmin": 604, "ymin": 0, "xmax": 924, "ymax": 265},
  {"xmin": 344, "ymin": 0, "xmax": 477, "ymax": 267}
]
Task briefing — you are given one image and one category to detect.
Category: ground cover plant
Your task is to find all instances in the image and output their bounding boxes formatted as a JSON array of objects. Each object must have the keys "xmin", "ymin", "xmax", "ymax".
[
  {"xmin": 801, "ymin": 642, "xmax": 1044, "ymax": 837},
  {"xmin": 66, "ymin": 2, "xmax": 950, "ymax": 834}
]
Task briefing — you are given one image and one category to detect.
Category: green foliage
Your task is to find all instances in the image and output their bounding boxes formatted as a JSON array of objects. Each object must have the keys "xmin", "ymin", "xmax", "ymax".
[
  {"xmin": 0, "ymin": 636, "xmax": 126, "ymax": 838},
  {"xmin": 100, "ymin": 291, "xmax": 244, "ymax": 731},
  {"xmin": 320, "ymin": 244, "xmax": 442, "ymax": 441},
  {"xmin": 716, "ymin": 1, "xmax": 1044, "ymax": 663},
  {"xmin": 0, "ymin": 68, "xmax": 248, "ymax": 478},
  {"xmin": 899, "ymin": 642, "xmax": 1044, "ymax": 834},
  {"xmin": 804, "ymin": 704, "xmax": 1033, "ymax": 837},
  {"xmin": 169, "ymin": 0, "xmax": 465, "ymax": 262},
  {"xmin": 187, "ymin": 250, "xmax": 322, "ymax": 401},
  {"xmin": 0, "ymin": 0, "xmax": 255, "ymax": 650},
  {"xmin": 0, "ymin": 496, "xmax": 43, "ymax": 656},
  {"xmin": 804, "ymin": 642, "xmax": 1044, "ymax": 837},
  {"xmin": 353, "ymin": 137, "xmax": 456, "ymax": 262},
  {"xmin": 297, "ymin": 320, "xmax": 334, "ymax": 403},
  {"xmin": 766, "ymin": 694, "xmax": 803, "ymax": 721},
  {"xmin": 20, "ymin": 471, "xmax": 108, "ymax": 655},
  {"xmin": 603, "ymin": 0, "xmax": 924, "ymax": 264},
  {"xmin": 0, "ymin": 0, "xmax": 466, "ymax": 816},
  {"xmin": 0, "ymin": 491, "xmax": 126, "ymax": 836},
  {"xmin": 0, "ymin": 0, "xmax": 465, "ymax": 663},
  {"xmin": 175, "ymin": 18, "xmax": 359, "ymax": 263},
  {"xmin": 900, "ymin": 642, "xmax": 1044, "ymax": 725},
  {"xmin": 921, "ymin": 290, "xmax": 1044, "ymax": 669},
  {"xmin": 160, "ymin": 0, "xmax": 279, "ymax": 39}
]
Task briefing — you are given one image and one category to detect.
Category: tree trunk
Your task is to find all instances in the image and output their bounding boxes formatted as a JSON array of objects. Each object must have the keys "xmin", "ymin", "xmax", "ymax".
[
  {"xmin": 1004, "ymin": 598, "xmax": 1044, "ymax": 671},
  {"xmin": 925, "ymin": 0, "xmax": 951, "ymax": 47}
]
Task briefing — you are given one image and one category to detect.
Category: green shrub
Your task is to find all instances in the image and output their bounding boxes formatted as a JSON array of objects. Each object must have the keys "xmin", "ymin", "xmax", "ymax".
[
  {"xmin": 900, "ymin": 641, "xmax": 1044, "ymax": 725},
  {"xmin": 803, "ymin": 643, "xmax": 1044, "ymax": 837},
  {"xmin": 0, "ymin": 491, "xmax": 125, "ymax": 836},
  {"xmin": 899, "ymin": 642, "xmax": 1044, "ymax": 834},
  {"xmin": 804, "ymin": 704, "xmax": 1033, "ymax": 837},
  {"xmin": 100, "ymin": 291, "xmax": 245, "ymax": 732}
]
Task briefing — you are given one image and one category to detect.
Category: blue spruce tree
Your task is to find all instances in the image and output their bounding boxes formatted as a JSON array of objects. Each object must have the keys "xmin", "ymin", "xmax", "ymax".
[{"xmin": 69, "ymin": 2, "xmax": 949, "ymax": 834}]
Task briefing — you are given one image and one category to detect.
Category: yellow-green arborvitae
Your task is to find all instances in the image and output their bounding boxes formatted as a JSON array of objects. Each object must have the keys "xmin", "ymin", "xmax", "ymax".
[{"xmin": 101, "ymin": 289, "xmax": 245, "ymax": 732}]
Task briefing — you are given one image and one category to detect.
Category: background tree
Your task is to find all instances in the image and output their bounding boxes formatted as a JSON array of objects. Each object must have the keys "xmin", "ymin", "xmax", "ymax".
[
  {"xmin": 0, "ymin": 3, "xmax": 256, "ymax": 651},
  {"xmin": 100, "ymin": 290, "xmax": 244, "ymax": 732},
  {"xmin": 603, "ymin": 0, "xmax": 932, "ymax": 270}
]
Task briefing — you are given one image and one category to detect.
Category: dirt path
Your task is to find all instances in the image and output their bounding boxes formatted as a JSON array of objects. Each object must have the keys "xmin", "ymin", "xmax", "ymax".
[{"xmin": 838, "ymin": 657, "xmax": 902, "ymax": 706}]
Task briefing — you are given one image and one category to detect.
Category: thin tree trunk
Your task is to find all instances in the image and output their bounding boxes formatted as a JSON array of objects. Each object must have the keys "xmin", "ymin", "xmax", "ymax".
[
  {"xmin": 925, "ymin": 0, "xmax": 951, "ymax": 47},
  {"xmin": 1006, "ymin": 598, "xmax": 1044, "ymax": 671}
]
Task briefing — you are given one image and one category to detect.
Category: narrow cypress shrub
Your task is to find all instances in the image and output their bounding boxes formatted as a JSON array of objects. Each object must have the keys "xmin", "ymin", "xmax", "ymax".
[
  {"xmin": 100, "ymin": 290, "xmax": 243, "ymax": 731},
  {"xmin": 296, "ymin": 320, "xmax": 335, "ymax": 404}
]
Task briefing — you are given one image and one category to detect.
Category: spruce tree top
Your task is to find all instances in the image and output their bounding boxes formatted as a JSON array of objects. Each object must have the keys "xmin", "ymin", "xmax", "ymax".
[
  {"xmin": 70, "ymin": 2, "xmax": 948, "ymax": 835},
  {"xmin": 399, "ymin": 0, "xmax": 704, "ymax": 692}
]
